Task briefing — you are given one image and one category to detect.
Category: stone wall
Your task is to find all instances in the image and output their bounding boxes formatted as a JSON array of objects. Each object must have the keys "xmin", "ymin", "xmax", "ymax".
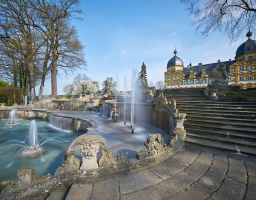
[{"xmin": 0, "ymin": 109, "xmax": 93, "ymax": 133}]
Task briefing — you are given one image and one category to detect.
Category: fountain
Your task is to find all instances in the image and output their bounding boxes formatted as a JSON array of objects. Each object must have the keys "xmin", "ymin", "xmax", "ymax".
[
  {"xmin": 20, "ymin": 120, "xmax": 45, "ymax": 158},
  {"xmin": 109, "ymin": 111, "xmax": 113, "ymax": 120},
  {"xmin": 84, "ymin": 104, "xmax": 87, "ymax": 112},
  {"xmin": 123, "ymin": 76, "xmax": 127, "ymax": 125},
  {"xmin": 131, "ymin": 69, "xmax": 136, "ymax": 133},
  {"xmin": 6, "ymin": 109, "xmax": 17, "ymax": 126}
]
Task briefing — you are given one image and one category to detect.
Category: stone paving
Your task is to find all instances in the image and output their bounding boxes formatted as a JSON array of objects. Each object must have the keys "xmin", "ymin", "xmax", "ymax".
[{"xmin": 47, "ymin": 144, "xmax": 256, "ymax": 200}]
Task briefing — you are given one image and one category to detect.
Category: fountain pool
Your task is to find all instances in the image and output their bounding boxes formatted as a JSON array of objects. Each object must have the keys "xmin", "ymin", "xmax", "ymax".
[{"xmin": 0, "ymin": 119, "xmax": 77, "ymax": 181}]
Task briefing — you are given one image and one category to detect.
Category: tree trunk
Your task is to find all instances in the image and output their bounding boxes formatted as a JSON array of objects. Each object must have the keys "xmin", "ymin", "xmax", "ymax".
[
  {"xmin": 13, "ymin": 73, "xmax": 17, "ymax": 88},
  {"xmin": 28, "ymin": 62, "xmax": 35, "ymax": 101},
  {"xmin": 39, "ymin": 70, "xmax": 46, "ymax": 99},
  {"xmin": 39, "ymin": 46, "xmax": 50, "ymax": 100},
  {"xmin": 51, "ymin": 49, "xmax": 58, "ymax": 98}
]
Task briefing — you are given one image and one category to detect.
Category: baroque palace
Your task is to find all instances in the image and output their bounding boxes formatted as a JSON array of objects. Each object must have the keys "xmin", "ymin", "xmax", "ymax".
[{"xmin": 164, "ymin": 30, "xmax": 256, "ymax": 89}]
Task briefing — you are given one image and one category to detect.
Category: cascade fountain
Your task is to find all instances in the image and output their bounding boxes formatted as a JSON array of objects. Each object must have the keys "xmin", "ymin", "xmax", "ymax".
[
  {"xmin": 21, "ymin": 120, "xmax": 45, "ymax": 158},
  {"xmin": 6, "ymin": 109, "xmax": 18, "ymax": 126}
]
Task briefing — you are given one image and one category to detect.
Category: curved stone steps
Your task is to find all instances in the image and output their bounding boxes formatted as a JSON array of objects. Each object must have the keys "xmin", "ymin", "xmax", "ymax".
[
  {"xmin": 184, "ymin": 112, "xmax": 256, "ymax": 119},
  {"xmin": 184, "ymin": 118, "xmax": 256, "ymax": 128},
  {"xmin": 187, "ymin": 133, "xmax": 256, "ymax": 148},
  {"xmin": 166, "ymin": 88, "xmax": 256, "ymax": 155},
  {"xmin": 176, "ymin": 103, "xmax": 256, "ymax": 107},
  {"xmin": 176, "ymin": 101, "xmax": 256, "ymax": 105},
  {"xmin": 186, "ymin": 127, "xmax": 256, "ymax": 140},
  {"xmin": 185, "ymin": 114, "xmax": 256, "ymax": 123},
  {"xmin": 178, "ymin": 108, "xmax": 256, "ymax": 116},
  {"xmin": 186, "ymin": 137, "xmax": 256, "ymax": 156},
  {"xmin": 177, "ymin": 105, "xmax": 256, "ymax": 110},
  {"xmin": 185, "ymin": 123, "xmax": 256, "ymax": 135}
]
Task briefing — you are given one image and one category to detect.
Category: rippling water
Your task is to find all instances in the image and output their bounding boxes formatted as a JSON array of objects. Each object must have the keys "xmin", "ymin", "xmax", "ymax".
[{"xmin": 0, "ymin": 119, "xmax": 77, "ymax": 181}]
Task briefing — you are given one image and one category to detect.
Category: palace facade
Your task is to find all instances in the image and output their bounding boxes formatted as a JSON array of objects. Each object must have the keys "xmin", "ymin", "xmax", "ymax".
[{"xmin": 164, "ymin": 31, "xmax": 256, "ymax": 89}]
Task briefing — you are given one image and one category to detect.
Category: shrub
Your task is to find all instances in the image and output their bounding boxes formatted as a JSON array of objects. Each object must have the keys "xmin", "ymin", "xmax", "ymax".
[{"xmin": 0, "ymin": 87, "xmax": 23, "ymax": 106}]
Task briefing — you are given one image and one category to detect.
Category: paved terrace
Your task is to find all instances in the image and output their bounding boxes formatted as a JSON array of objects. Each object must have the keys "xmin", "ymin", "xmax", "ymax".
[
  {"xmin": 52, "ymin": 111, "xmax": 169, "ymax": 158},
  {"xmin": 47, "ymin": 143, "xmax": 256, "ymax": 200}
]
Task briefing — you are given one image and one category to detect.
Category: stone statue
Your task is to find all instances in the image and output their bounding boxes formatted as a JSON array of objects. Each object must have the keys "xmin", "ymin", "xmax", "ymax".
[
  {"xmin": 98, "ymin": 146, "xmax": 115, "ymax": 167},
  {"xmin": 206, "ymin": 63, "xmax": 229, "ymax": 100},
  {"xmin": 17, "ymin": 167, "xmax": 37, "ymax": 187},
  {"xmin": 66, "ymin": 135, "xmax": 111, "ymax": 170},
  {"xmin": 138, "ymin": 134, "xmax": 166, "ymax": 159},
  {"xmin": 207, "ymin": 63, "xmax": 229, "ymax": 86},
  {"xmin": 64, "ymin": 150, "xmax": 80, "ymax": 170}
]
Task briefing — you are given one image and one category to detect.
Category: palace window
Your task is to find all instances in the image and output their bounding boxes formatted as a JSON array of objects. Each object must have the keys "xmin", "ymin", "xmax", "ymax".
[
  {"xmin": 171, "ymin": 75, "xmax": 173, "ymax": 79},
  {"xmin": 240, "ymin": 66, "xmax": 243, "ymax": 71},
  {"xmin": 240, "ymin": 76, "xmax": 243, "ymax": 81},
  {"xmin": 244, "ymin": 66, "xmax": 247, "ymax": 71},
  {"xmin": 248, "ymin": 76, "xmax": 251, "ymax": 81},
  {"xmin": 188, "ymin": 80, "xmax": 191, "ymax": 84},
  {"xmin": 247, "ymin": 56, "xmax": 253, "ymax": 61},
  {"xmin": 231, "ymin": 68, "xmax": 235, "ymax": 72},
  {"xmin": 180, "ymin": 75, "xmax": 183, "ymax": 78},
  {"xmin": 185, "ymin": 81, "xmax": 188, "ymax": 84},
  {"xmin": 244, "ymin": 76, "xmax": 247, "ymax": 81},
  {"xmin": 180, "ymin": 81, "xmax": 183, "ymax": 85},
  {"xmin": 175, "ymin": 75, "xmax": 177, "ymax": 78},
  {"xmin": 203, "ymin": 71, "xmax": 206, "ymax": 75},
  {"xmin": 191, "ymin": 80, "xmax": 194, "ymax": 84},
  {"xmin": 230, "ymin": 77, "xmax": 235, "ymax": 82},
  {"xmin": 248, "ymin": 66, "xmax": 252, "ymax": 70}
]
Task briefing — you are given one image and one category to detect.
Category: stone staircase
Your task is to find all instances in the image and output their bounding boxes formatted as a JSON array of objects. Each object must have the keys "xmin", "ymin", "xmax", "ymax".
[{"xmin": 165, "ymin": 88, "xmax": 256, "ymax": 156}]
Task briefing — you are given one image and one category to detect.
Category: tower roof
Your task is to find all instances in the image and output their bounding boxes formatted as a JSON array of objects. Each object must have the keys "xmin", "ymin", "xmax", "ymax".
[
  {"xmin": 167, "ymin": 49, "xmax": 184, "ymax": 67},
  {"xmin": 236, "ymin": 29, "xmax": 256, "ymax": 57}
]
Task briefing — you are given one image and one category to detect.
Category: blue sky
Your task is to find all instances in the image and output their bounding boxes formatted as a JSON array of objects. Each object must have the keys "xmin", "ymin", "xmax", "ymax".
[{"xmin": 40, "ymin": 0, "xmax": 247, "ymax": 94}]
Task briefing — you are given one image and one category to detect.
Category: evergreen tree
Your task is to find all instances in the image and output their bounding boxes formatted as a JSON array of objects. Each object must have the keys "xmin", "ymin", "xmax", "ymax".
[{"xmin": 139, "ymin": 62, "xmax": 148, "ymax": 86}]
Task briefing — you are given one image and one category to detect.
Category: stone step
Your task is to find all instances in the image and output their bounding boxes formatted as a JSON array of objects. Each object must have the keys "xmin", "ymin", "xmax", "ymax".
[
  {"xmin": 185, "ymin": 137, "xmax": 256, "ymax": 156},
  {"xmin": 185, "ymin": 118, "xmax": 256, "ymax": 128},
  {"xmin": 176, "ymin": 103, "xmax": 256, "ymax": 108},
  {"xmin": 187, "ymin": 132, "xmax": 256, "ymax": 148},
  {"xmin": 186, "ymin": 127, "xmax": 256, "ymax": 139},
  {"xmin": 184, "ymin": 112, "xmax": 256, "ymax": 119},
  {"xmin": 178, "ymin": 107, "xmax": 256, "ymax": 113},
  {"xmin": 177, "ymin": 105, "xmax": 256, "ymax": 110},
  {"xmin": 186, "ymin": 114, "xmax": 256, "ymax": 123},
  {"xmin": 185, "ymin": 123, "xmax": 256, "ymax": 134},
  {"xmin": 176, "ymin": 100, "xmax": 256, "ymax": 105},
  {"xmin": 178, "ymin": 108, "xmax": 256, "ymax": 116}
]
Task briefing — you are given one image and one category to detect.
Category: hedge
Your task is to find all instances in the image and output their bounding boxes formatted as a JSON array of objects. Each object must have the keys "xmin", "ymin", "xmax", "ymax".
[{"xmin": 0, "ymin": 87, "xmax": 23, "ymax": 106}]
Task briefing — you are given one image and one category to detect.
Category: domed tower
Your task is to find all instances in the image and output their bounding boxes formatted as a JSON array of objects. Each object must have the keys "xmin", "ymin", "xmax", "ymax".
[
  {"xmin": 164, "ymin": 49, "xmax": 184, "ymax": 89},
  {"xmin": 230, "ymin": 28, "xmax": 256, "ymax": 88}
]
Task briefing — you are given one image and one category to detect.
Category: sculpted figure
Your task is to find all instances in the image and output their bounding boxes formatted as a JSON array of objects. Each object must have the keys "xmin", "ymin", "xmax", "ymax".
[{"xmin": 207, "ymin": 63, "xmax": 229, "ymax": 82}]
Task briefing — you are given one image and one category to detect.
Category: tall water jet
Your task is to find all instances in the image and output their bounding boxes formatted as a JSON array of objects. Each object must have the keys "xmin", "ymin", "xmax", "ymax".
[
  {"xmin": 29, "ymin": 120, "xmax": 39, "ymax": 146},
  {"xmin": 131, "ymin": 69, "xmax": 136, "ymax": 133},
  {"xmin": 21, "ymin": 120, "xmax": 44, "ymax": 158},
  {"xmin": 6, "ymin": 109, "xmax": 17, "ymax": 126},
  {"xmin": 123, "ymin": 76, "xmax": 127, "ymax": 125},
  {"xmin": 109, "ymin": 111, "xmax": 113, "ymax": 120}
]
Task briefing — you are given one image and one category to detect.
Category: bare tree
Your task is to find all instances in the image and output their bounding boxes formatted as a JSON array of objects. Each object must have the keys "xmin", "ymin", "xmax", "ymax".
[
  {"xmin": 156, "ymin": 81, "xmax": 164, "ymax": 90},
  {"xmin": 181, "ymin": 0, "xmax": 256, "ymax": 40},
  {"xmin": 0, "ymin": 0, "xmax": 44, "ymax": 101},
  {"xmin": 30, "ymin": 0, "xmax": 85, "ymax": 98}
]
